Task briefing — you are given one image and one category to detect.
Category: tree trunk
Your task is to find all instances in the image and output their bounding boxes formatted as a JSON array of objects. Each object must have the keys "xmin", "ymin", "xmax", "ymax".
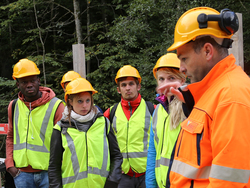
[
  {"xmin": 86, "ymin": 0, "xmax": 90, "ymax": 75},
  {"xmin": 33, "ymin": 0, "xmax": 46, "ymax": 86},
  {"xmin": 73, "ymin": 0, "xmax": 83, "ymax": 44}
]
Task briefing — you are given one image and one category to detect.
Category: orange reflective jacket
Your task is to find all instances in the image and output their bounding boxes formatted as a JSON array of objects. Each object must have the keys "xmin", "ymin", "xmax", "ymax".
[{"xmin": 168, "ymin": 54, "xmax": 250, "ymax": 188}]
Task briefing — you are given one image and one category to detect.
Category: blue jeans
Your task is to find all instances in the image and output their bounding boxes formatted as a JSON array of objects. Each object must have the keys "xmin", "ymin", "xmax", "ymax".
[{"xmin": 14, "ymin": 171, "xmax": 49, "ymax": 188}]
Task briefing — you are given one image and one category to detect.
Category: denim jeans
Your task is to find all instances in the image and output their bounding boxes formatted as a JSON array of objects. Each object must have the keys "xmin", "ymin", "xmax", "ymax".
[{"xmin": 14, "ymin": 171, "xmax": 49, "ymax": 188}]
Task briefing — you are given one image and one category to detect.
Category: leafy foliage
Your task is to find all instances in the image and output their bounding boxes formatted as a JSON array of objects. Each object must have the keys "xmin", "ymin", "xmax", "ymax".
[{"xmin": 0, "ymin": 0, "xmax": 250, "ymax": 160}]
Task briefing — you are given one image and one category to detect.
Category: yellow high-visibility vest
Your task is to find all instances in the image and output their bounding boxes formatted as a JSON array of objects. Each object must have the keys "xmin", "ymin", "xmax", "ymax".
[
  {"xmin": 152, "ymin": 104, "xmax": 180, "ymax": 188},
  {"xmin": 13, "ymin": 97, "xmax": 62, "ymax": 170},
  {"xmin": 54, "ymin": 116, "xmax": 110, "ymax": 188},
  {"xmin": 112, "ymin": 98, "xmax": 152, "ymax": 173}
]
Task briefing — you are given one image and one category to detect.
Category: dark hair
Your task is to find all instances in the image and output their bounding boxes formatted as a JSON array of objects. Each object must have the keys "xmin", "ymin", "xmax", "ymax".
[
  {"xmin": 192, "ymin": 36, "xmax": 228, "ymax": 56},
  {"xmin": 117, "ymin": 77, "xmax": 139, "ymax": 87}
]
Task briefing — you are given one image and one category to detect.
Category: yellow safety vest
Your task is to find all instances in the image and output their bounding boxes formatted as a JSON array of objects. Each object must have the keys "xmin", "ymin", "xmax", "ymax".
[
  {"xmin": 13, "ymin": 97, "xmax": 62, "ymax": 170},
  {"xmin": 54, "ymin": 116, "xmax": 110, "ymax": 188},
  {"xmin": 112, "ymin": 98, "xmax": 152, "ymax": 174},
  {"xmin": 152, "ymin": 104, "xmax": 180, "ymax": 188}
]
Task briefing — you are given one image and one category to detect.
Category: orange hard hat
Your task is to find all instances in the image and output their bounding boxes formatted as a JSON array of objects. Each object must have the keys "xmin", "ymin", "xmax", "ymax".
[
  {"xmin": 65, "ymin": 78, "xmax": 97, "ymax": 102},
  {"xmin": 115, "ymin": 65, "xmax": 141, "ymax": 83},
  {"xmin": 12, "ymin": 59, "xmax": 40, "ymax": 80},
  {"xmin": 61, "ymin": 71, "xmax": 81, "ymax": 89}
]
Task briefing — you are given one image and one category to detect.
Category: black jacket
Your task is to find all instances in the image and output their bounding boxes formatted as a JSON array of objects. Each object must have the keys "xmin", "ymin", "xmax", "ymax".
[{"xmin": 48, "ymin": 112, "xmax": 123, "ymax": 188}]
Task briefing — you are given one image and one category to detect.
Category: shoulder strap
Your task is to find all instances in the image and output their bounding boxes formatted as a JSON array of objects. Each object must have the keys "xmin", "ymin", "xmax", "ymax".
[
  {"xmin": 145, "ymin": 101, "xmax": 154, "ymax": 116},
  {"xmin": 12, "ymin": 98, "xmax": 18, "ymax": 122},
  {"xmin": 109, "ymin": 103, "xmax": 118, "ymax": 123}
]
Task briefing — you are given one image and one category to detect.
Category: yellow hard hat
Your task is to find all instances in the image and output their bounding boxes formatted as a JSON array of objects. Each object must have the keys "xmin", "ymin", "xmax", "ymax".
[
  {"xmin": 61, "ymin": 71, "xmax": 81, "ymax": 89},
  {"xmin": 12, "ymin": 59, "xmax": 40, "ymax": 80},
  {"xmin": 65, "ymin": 78, "xmax": 98, "ymax": 102},
  {"xmin": 153, "ymin": 53, "xmax": 180, "ymax": 79},
  {"xmin": 115, "ymin": 65, "xmax": 141, "ymax": 83},
  {"xmin": 168, "ymin": 7, "xmax": 236, "ymax": 51}
]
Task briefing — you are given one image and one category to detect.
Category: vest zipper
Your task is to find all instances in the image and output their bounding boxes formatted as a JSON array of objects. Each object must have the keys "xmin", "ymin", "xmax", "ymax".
[
  {"xmin": 128, "ymin": 102, "xmax": 132, "ymax": 117},
  {"xmin": 127, "ymin": 102, "xmax": 139, "ymax": 174},
  {"xmin": 29, "ymin": 102, "xmax": 34, "ymax": 140}
]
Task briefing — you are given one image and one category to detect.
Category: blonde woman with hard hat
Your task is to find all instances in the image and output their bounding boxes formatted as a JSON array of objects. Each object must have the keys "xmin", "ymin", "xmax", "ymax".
[
  {"xmin": 145, "ymin": 53, "xmax": 186, "ymax": 188},
  {"xmin": 48, "ymin": 78, "xmax": 122, "ymax": 188}
]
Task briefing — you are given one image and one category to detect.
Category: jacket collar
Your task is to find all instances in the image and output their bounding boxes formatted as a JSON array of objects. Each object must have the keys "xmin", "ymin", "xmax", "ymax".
[
  {"xmin": 121, "ymin": 93, "xmax": 141, "ymax": 107},
  {"xmin": 187, "ymin": 54, "xmax": 237, "ymax": 104}
]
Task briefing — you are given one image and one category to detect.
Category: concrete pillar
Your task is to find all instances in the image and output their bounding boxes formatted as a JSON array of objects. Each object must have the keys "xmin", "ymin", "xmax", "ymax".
[
  {"xmin": 229, "ymin": 13, "xmax": 244, "ymax": 69},
  {"xmin": 72, "ymin": 44, "xmax": 86, "ymax": 78}
]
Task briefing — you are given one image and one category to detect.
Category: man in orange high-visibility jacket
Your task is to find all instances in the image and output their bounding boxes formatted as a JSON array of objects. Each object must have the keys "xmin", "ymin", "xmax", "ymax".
[{"xmin": 160, "ymin": 7, "xmax": 250, "ymax": 188}]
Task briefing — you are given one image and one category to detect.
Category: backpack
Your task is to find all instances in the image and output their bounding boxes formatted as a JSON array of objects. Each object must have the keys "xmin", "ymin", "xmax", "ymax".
[{"xmin": 4, "ymin": 99, "xmax": 18, "ymax": 188}]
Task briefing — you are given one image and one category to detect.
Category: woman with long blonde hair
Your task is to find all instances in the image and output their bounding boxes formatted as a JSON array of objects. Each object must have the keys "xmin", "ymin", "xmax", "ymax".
[{"xmin": 146, "ymin": 53, "xmax": 186, "ymax": 188}]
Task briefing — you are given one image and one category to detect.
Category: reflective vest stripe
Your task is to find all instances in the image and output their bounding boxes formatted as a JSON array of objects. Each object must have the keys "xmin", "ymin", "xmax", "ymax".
[
  {"xmin": 121, "ymin": 151, "xmax": 148, "ymax": 158},
  {"xmin": 144, "ymin": 106, "xmax": 151, "ymax": 151},
  {"xmin": 152, "ymin": 105, "xmax": 160, "ymax": 145},
  {"xmin": 113, "ymin": 116, "xmax": 117, "ymax": 133},
  {"xmin": 171, "ymin": 160, "xmax": 211, "ymax": 179},
  {"xmin": 14, "ymin": 103, "xmax": 19, "ymax": 144},
  {"xmin": 61, "ymin": 119, "xmax": 109, "ymax": 185},
  {"xmin": 172, "ymin": 159, "xmax": 250, "ymax": 183},
  {"xmin": 210, "ymin": 164, "xmax": 250, "ymax": 183},
  {"xmin": 14, "ymin": 97, "xmax": 59, "ymax": 152},
  {"xmin": 155, "ymin": 157, "xmax": 170, "ymax": 168}
]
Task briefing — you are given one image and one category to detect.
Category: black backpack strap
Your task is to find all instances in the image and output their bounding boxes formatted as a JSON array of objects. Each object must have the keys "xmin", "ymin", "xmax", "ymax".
[
  {"xmin": 109, "ymin": 103, "xmax": 118, "ymax": 123},
  {"xmin": 12, "ymin": 99, "xmax": 18, "ymax": 121},
  {"xmin": 145, "ymin": 101, "xmax": 154, "ymax": 116}
]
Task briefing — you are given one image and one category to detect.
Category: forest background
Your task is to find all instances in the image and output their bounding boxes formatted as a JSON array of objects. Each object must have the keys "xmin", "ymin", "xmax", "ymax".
[{"xmin": 0, "ymin": 0, "xmax": 249, "ymax": 158}]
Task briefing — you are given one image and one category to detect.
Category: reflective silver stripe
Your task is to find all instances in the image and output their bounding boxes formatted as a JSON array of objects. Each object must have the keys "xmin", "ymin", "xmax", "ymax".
[
  {"xmin": 14, "ymin": 97, "xmax": 59, "ymax": 152},
  {"xmin": 62, "ymin": 119, "xmax": 109, "ymax": 185},
  {"xmin": 112, "ymin": 116, "xmax": 117, "ymax": 133},
  {"xmin": 152, "ymin": 105, "xmax": 160, "ymax": 145},
  {"xmin": 14, "ymin": 102, "xmax": 20, "ymax": 144},
  {"xmin": 144, "ymin": 103, "xmax": 151, "ymax": 152},
  {"xmin": 65, "ymin": 132, "xmax": 79, "ymax": 177},
  {"xmin": 101, "ymin": 118, "xmax": 109, "ymax": 177},
  {"xmin": 171, "ymin": 160, "xmax": 211, "ymax": 179},
  {"xmin": 156, "ymin": 156, "xmax": 170, "ymax": 168},
  {"xmin": 172, "ymin": 160, "xmax": 250, "ymax": 183},
  {"xmin": 63, "ymin": 167, "xmax": 110, "ymax": 185},
  {"xmin": 88, "ymin": 166, "xmax": 109, "ymax": 177},
  {"xmin": 63, "ymin": 170, "xmax": 88, "ymax": 185},
  {"xmin": 210, "ymin": 164, "xmax": 250, "ymax": 183},
  {"xmin": 40, "ymin": 97, "xmax": 59, "ymax": 141},
  {"xmin": 121, "ymin": 151, "xmax": 148, "ymax": 158}
]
